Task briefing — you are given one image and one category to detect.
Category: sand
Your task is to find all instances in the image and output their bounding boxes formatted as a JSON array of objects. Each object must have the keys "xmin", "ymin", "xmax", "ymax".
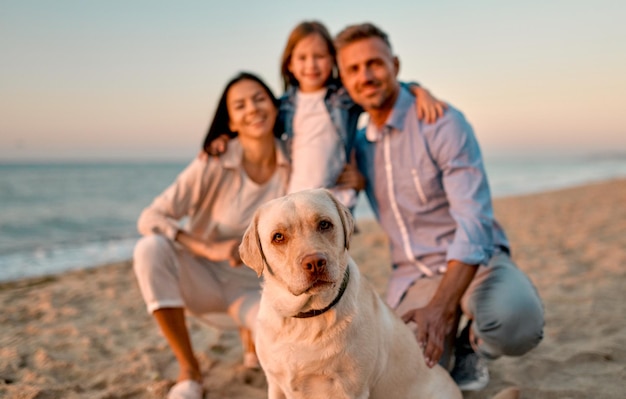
[{"xmin": 1, "ymin": 179, "xmax": 625, "ymax": 398}]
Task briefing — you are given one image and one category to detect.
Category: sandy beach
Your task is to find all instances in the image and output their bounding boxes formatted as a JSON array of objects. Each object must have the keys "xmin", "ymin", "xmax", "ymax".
[{"xmin": 1, "ymin": 178, "xmax": 624, "ymax": 399}]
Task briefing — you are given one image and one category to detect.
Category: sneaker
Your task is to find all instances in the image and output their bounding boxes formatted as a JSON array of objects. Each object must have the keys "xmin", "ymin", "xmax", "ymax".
[
  {"xmin": 450, "ymin": 321, "xmax": 490, "ymax": 391},
  {"xmin": 450, "ymin": 349, "xmax": 490, "ymax": 391}
]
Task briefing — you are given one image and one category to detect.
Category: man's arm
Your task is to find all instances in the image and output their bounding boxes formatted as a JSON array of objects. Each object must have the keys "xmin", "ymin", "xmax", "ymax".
[
  {"xmin": 403, "ymin": 108, "xmax": 496, "ymax": 367},
  {"xmin": 402, "ymin": 260, "xmax": 477, "ymax": 368}
]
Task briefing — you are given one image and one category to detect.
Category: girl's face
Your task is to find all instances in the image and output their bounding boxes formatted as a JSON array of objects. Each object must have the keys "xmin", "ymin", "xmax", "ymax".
[
  {"xmin": 288, "ymin": 33, "xmax": 334, "ymax": 93},
  {"xmin": 227, "ymin": 79, "xmax": 277, "ymax": 140}
]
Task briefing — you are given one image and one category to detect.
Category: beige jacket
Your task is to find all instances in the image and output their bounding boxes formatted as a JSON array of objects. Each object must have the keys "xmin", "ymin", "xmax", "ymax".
[{"xmin": 137, "ymin": 138, "xmax": 290, "ymax": 261}]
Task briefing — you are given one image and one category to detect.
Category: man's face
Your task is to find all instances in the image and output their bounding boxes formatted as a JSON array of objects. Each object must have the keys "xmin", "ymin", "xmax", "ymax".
[{"xmin": 337, "ymin": 37, "xmax": 399, "ymax": 111}]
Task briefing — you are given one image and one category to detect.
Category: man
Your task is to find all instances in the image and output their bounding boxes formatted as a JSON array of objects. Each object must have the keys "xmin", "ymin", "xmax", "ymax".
[{"xmin": 334, "ymin": 23, "xmax": 544, "ymax": 391}]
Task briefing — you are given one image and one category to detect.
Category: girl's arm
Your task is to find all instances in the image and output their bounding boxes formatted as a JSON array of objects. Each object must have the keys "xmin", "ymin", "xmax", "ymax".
[
  {"xmin": 404, "ymin": 82, "xmax": 448, "ymax": 124},
  {"xmin": 199, "ymin": 133, "xmax": 231, "ymax": 160},
  {"xmin": 335, "ymin": 152, "xmax": 366, "ymax": 192},
  {"xmin": 338, "ymin": 81, "xmax": 447, "ymax": 124}
]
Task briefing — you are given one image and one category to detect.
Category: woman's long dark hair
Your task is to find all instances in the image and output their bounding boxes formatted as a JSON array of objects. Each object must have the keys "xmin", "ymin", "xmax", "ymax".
[{"xmin": 202, "ymin": 72, "xmax": 280, "ymax": 152}]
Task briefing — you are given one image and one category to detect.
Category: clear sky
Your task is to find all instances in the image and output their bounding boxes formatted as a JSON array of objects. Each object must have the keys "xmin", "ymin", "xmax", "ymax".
[{"xmin": 1, "ymin": 0, "xmax": 625, "ymax": 161}]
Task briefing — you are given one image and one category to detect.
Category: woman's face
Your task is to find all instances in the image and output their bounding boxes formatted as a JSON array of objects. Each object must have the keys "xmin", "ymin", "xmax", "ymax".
[{"xmin": 227, "ymin": 79, "xmax": 277, "ymax": 140}]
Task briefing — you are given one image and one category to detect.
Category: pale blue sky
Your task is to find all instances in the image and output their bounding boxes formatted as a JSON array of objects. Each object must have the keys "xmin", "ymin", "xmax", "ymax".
[{"xmin": 1, "ymin": 0, "xmax": 625, "ymax": 161}]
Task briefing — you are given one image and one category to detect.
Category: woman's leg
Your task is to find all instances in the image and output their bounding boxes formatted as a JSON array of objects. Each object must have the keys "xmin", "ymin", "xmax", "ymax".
[
  {"xmin": 153, "ymin": 308, "xmax": 201, "ymax": 382},
  {"xmin": 133, "ymin": 235, "xmax": 225, "ymax": 383},
  {"xmin": 222, "ymin": 266, "xmax": 263, "ymax": 368}
]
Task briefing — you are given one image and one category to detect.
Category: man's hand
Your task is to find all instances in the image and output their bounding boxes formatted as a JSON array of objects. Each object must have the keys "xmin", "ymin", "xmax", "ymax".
[
  {"xmin": 401, "ymin": 303, "xmax": 458, "ymax": 368},
  {"xmin": 401, "ymin": 260, "xmax": 478, "ymax": 367}
]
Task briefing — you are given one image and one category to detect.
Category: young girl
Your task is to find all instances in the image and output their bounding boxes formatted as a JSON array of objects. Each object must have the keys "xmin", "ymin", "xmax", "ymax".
[{"xmin": 203, "ymin": 21, "xmax": 446, "ymax": 208}]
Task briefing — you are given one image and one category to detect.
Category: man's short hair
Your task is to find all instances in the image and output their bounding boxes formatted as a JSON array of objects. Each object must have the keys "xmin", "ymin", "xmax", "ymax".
[{"xmin": 334, "ymin": 23, "xmax": 392, "ymax": 52}]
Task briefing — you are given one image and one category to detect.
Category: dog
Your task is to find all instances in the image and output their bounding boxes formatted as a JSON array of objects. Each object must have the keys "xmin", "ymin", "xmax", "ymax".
[{"xmin": 239, "ymin": 188, "xmax": 463, "ymax": 399}]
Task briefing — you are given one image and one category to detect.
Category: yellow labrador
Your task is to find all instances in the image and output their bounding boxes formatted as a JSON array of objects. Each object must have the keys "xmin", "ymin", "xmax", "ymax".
[{"xmin": 239, "ymin": 189, "xmax": 462, "ymax": 399}]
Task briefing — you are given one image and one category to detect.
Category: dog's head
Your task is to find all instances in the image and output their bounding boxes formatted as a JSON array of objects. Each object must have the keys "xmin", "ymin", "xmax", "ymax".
[{"xmin": 239, "ymin": 189, "xmax": 354, "ymax": 316}]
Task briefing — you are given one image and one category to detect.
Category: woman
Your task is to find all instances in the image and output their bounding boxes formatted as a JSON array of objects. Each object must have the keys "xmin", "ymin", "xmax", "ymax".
[{"xmin": 133, "ymin": 72, "xmax": 289, "ymax": 399}]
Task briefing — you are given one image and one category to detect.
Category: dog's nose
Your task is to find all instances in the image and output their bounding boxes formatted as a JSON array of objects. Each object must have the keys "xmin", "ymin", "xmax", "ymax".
[{"xmin": 300, "ymin": 253, "xmax": 327, "ymax": 274}]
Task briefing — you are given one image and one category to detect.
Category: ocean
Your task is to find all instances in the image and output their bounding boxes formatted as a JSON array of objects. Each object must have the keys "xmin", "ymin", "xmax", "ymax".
[{"xmin": 1, "ymin": 154, "xmax": 625, "ymax": 282}]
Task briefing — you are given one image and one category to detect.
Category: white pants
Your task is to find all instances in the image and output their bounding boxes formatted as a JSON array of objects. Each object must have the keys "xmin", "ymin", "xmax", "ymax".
[{"xmin": 132, "ymin": 234, "xmax": 261, "ymax": 331}]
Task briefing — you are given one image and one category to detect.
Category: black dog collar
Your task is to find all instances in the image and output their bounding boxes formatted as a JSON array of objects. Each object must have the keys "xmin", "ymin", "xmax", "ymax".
[{"xmin": 293, "ymin": 266, "xmax": 351, "ymax": 319}]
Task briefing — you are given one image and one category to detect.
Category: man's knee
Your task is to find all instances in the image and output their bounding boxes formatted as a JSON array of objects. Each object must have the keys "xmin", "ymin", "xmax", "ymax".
[
  {"xmin": 471, "ymin": 255, "xmax": 545, "ymax": 357},
  {"xmin": 475, "ymin": 296, "xmax": 544, "ymax": 357},
  {"xmin": 133, "ymin": 234, "xmax": 173, "ymax": 276}
]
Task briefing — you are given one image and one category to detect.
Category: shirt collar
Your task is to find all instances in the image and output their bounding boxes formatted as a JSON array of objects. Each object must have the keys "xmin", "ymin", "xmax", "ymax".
[
  {"xmin": 220, "ymin": 138, "xmax": 290, "ymax": 169},
  {"xmin": 365, "ymin": 86, "xmax": 414, "ymax": 142}
]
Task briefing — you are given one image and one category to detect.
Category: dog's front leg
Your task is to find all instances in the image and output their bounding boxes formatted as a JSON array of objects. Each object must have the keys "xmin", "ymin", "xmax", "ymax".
[
  {"xmin": 324, "ymin": 386, "xmax": 370, "ymax": 399},
  {"xmin": 267, "ymin": 378, "xmax": 287, "ymax": 399},
  {"xmin": 353, "ymin": 388, "xmax": 370, "ymax": 399}
]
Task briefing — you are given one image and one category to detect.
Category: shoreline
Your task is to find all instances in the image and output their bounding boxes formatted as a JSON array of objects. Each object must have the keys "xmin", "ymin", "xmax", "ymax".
[
  {"xmin": 1, "ymin": 178, "xmax": 625, "ymax": 398},
  {"xmin": 2, "ymin": 176, "xmax": 625, "ymax": 285}
]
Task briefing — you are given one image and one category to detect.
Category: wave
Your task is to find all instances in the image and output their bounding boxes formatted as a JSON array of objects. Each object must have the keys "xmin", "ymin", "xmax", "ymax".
[
  {"xmin": 0, "ymin": 238, "xmax": 139, "ymax": 282},
  {"xmin": 1, "ymin": 156, "xmax": 625, "ymax": 283}
]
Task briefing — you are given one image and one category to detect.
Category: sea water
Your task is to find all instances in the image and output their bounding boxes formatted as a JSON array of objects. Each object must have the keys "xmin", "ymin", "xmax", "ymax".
[{"xmin": 1, "ymin": 154, "xmax": 625, "ymax": 282}]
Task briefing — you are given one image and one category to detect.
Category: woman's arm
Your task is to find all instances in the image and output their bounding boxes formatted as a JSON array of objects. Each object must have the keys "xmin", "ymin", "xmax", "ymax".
[
  {"xmin": 137, "ymin": 159, "xmax": 206, "ymax": 239},
  {"xmin": 137, "ymin": 157, "xmax": 246, "ymax": 265},
  {"xmin": 176, "ymin": 231, "xmax": 242, "ymax": 267}
]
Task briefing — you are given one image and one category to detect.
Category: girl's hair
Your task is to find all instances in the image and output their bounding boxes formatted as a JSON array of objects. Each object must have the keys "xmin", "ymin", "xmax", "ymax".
[
  {"xmin": 280, "ymin": 21, "xmax": 339, "ymax": 91},
  {"xmin": 202, "ymin": 72, "xmax": 279, "ymax": 152}
]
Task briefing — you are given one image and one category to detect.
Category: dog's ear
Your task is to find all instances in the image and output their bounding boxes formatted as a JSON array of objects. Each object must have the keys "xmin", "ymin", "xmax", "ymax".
[
  {"xmin": 324, "ymin": 190, "xmax": 354, "ymax": 250},
  {"xmin": 239, "ymin": 212, "xmax": 265, "ymax": 277}
]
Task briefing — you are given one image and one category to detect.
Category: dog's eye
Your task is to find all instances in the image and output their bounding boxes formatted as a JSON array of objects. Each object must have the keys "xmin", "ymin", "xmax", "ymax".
[
  {"xmin": 272, "ymin": 233, "xmax": 285, "ymax": 243},
  {"xmin": 319, "ymin": 220, "xmax": 333, "ymax": 231}
]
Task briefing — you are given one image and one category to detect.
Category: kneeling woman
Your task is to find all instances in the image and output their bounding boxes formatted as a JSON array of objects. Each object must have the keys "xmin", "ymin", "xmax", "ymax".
[{"xmin": 133, "ymin": 73, "xmax": 289, "ymax": 398}]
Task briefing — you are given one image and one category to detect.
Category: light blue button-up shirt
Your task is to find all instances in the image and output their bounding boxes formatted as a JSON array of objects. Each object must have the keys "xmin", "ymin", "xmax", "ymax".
[{"xmin": 354, "ymin": 86, "xmax": 509, "ymax": 307}]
